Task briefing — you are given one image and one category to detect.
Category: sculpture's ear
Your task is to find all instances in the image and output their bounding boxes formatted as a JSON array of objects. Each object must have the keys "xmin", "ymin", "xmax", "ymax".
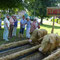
[{"xmin": 49, "ymin": 38, "xmax": 54, "ymax": 44}]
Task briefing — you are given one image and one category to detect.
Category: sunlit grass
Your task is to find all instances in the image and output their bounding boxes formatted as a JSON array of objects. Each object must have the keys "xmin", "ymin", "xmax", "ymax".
[{"xmin": 40, "ymin": 24, "xmax": 60, "ymax": 35}]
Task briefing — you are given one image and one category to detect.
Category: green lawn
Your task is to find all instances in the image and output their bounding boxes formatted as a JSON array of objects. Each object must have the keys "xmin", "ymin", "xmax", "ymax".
[
  {"xmin": 40, "ymin": 24, "xmax": 60, "ymax": 35},
  {"xmin": 0, "ymin": 23, "xmax": 60, "ymax": 45}
]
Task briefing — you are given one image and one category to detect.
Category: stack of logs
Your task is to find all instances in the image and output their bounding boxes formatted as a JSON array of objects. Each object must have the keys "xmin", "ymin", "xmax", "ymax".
[{"xmin": 0, "ymin": 29, "xmax": 60, "ymax": 60}]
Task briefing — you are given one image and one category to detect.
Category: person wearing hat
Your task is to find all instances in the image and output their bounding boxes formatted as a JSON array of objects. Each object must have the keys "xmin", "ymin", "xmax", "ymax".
[
  {"xmin": 3, "ymin": 16, "xmax": 10, "ymax": 41},
  {"xmin": 26, "ymin": 17, "xmax": 31, "ymax": 39},
  {"xmin": 19, "ymin": 15, "xmax": 27, "ymax": 38}
]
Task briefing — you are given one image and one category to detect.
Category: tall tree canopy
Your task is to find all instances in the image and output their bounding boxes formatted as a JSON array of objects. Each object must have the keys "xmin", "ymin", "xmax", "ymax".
[
  {"xmin": 0, "ymin": 0, "xmax": 23, "ymax": 9},
  {"xmin": 0, "ymin": 0, "xmax": 25, "ymax": 15},
  {"xmin": 24, "ymin": 0, "xmax": 58, "ymax": 24}
]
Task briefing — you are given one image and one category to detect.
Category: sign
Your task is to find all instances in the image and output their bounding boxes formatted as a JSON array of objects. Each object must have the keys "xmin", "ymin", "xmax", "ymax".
[{"xmin": 47, "ymin": 7, "xmax": 60, "ymax": 16}]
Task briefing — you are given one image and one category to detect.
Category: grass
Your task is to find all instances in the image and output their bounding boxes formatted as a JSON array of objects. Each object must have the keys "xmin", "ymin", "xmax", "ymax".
[
  {"xmin": 0, "ymin": 21, "xmax": 60, "ymax": 45},
  {"xmin": 40, "ymin": 24, "xmax": 60, "ymax": 35}
]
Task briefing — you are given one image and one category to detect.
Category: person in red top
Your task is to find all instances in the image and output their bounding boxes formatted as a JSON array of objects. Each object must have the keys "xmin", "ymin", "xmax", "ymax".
[{"xmin": 30, "ymin": 19, "xmax": 37, "ymax": 34}]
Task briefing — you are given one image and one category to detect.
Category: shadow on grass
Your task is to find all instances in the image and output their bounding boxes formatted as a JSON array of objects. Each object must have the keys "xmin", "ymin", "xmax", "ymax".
[
  {"xmin": 0, "ymin": 28, "xmax": 27, "ymax": 45},
  {"xmin": 41, "ymin": 24, "xmax": 60, "ymax": 29}
]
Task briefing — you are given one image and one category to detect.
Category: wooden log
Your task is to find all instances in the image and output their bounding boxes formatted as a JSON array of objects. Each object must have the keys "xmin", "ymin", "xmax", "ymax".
[
  {"xmin": 0, "ymin": 44, "xmax": 41, "ymax": 60},
  {"xmin": 0, "ymin": 40, "xmax": 29, "ymax": 50},
  {"xmin": 43, "ymin": 49, "xmax": 60, "ymax": 60}
]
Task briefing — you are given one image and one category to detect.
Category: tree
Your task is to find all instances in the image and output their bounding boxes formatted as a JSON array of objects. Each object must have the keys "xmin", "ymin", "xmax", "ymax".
[
  {"xmin": 0, "ymin": 0, "xmax": 25, "ymax": 15},
  {"xmin": 0, "ymin": 0, "xmax": 23, "ymax": 9},
  {"xmin": 24, "ymin": 0, "xmax": 57, "ymax": 24}
]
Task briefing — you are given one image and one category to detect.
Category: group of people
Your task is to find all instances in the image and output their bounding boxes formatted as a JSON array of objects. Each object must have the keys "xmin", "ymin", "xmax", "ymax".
[
  {"xmin": 19, "ymin": 16, "xmax": 40, "ymax": 39},
  {"xmin": 3, "ymin": 15, "xmax": 40, "ymax": 41},
  {"xmin": 3, "ymin": 15, "xmax": 18, "ymax": 41}
]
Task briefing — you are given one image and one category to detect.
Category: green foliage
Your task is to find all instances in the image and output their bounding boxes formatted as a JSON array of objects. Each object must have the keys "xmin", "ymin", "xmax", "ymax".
[
  {"xmin": 51, "ymin": 18, "xmax": 59, "ymax": 23},
  {"xmin": 0, "ymin": 0, "xmax": 25, "ymax": 15},
  {"xmin": 0, "ymin": 0, "xmax": 23, "ymax": 9},
  {"xmin": 24, "ymin": 0, "xmax": 58, "ymax": 24},
  {"xmin": 24, "ymin": 0, "xmax": 57, "ymax": 17}
]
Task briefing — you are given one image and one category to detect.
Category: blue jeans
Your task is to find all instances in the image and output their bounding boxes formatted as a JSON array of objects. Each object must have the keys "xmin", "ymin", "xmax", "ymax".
[
  {"xmin": 3, "ymin": 26, "xmax": 9, "ymax": 41},
  {"xmin": 20, "ymin": 27, "xmax": 24, "ymax": 34}
]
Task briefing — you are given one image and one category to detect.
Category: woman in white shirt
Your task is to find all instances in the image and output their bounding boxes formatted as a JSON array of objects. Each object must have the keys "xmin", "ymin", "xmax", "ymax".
[{"xmin": 3, "ymin": 16, "xmax": 10, "ymax": 41}]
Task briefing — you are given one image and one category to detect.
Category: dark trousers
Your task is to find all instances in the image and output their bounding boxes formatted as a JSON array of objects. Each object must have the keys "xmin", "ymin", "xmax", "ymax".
[
  {"xmin": 0, "ymin": 26, "xmax": 1, "ymax": 29},
  {"xmin": 20, "ymin": 28, "xmax": 24, "ymax": 34},
  {"xmin": 9, "ymin": 25, "xmax": 14, "ymax": 37}
]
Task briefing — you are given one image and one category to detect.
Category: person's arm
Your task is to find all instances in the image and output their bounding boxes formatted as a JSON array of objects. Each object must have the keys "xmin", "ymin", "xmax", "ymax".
[
  {"xmin": 20, "ymin": 19, "xmax": 23, "ymax": 25},
  {"xmin": 6, "ymin": 23, "xmax": 9, "ymax": 30},
  {"xmin": 24, "ymin": 22, "xmax": 27, "ymax": 25},
  {"xmin": 23, "ymin": 20, "xmax": 27, "ymax": 25},
  {"xmin": 5, "ymin": 19, "xmax": 9, "ymax": 29}
]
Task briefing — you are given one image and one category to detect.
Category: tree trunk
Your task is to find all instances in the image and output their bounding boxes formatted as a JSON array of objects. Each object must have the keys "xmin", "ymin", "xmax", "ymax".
[
  {"xmin": 51, "ymin": 18, "xmax": 55, "ymax": 33},
  {"xmin": 40, "ymin": 17, "xmax": 43, "ymax": 25},
  {"xmin": 56, "ymin": 19, "xmax": 58, "ymax": 23}
]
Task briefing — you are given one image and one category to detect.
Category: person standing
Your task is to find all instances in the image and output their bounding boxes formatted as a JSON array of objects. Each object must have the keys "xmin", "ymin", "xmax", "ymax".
[
  {"xmin": 26, "ymin": 17, "xmax": 31, "ymax": 39},
  {"xmin": 3, "ymin": 16, "xmax": 10, "ymax": 41},
  {"xmin": 0, "ymin": 18, "xmax": 1, "ymax": 29},
  {"xmin": 19, "ymin": 16, "xmax": 26, "ymax": 38},
  {"xmin": 12, "ymin": 16, "xmax": 18, "ymax": 36},
  {"xmin": 30, "ymin": 19, "xmax": 37, "ymax": 35},
  {"xmin": 9, "ymin": 16, "xmax": 14, "ymax": 37}
]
